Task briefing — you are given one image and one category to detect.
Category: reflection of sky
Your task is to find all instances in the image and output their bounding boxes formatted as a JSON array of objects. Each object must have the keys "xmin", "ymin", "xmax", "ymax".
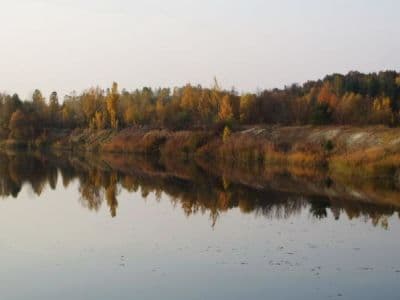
[
  {"xmin": 0, "ymin": 0, "xmax": 399, "ymax": 98},
  {"xmin": 0, "ymin": 182, "xmax": 399, "ymax": 300}
]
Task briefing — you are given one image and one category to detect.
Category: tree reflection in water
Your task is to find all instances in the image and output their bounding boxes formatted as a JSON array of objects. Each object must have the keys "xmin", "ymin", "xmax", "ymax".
[{"xmin": 0, "ymin": 151, "xmax": 399, "ymax": 228}]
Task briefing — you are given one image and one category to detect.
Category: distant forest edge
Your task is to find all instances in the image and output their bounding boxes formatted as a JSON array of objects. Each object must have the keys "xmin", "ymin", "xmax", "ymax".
[{"xmin": 1, "ymin": 71, "xmax": 400, "ymax": 140}]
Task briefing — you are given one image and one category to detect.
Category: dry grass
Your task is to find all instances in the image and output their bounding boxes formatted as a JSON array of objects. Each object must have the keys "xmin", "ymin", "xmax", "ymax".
[
  {"xmin": 162, "ymin": 131, "xmax": 212, "ymax": 158},
  {"xmin": 196, "ymin": 133, "xmax": 328, "ymax": 169},
  {"xmin": 102, "ymin": 129, "xmax": 170, "ymax": 154},
  {"xmin": 218, "ymin": 135, "xmax": 266, "ymax": 166}
]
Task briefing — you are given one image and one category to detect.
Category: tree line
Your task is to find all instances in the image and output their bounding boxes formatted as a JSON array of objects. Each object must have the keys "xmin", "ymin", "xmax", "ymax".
[{"xmin": 1, "ymin": 71, "xmax": 400, "ymax": 140}]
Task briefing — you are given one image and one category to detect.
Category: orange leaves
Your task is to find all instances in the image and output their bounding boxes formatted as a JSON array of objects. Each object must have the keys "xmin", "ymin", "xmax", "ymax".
[
  {"xmin": 318, "ymin": 82, "xmax": 338, "ymax": 108},
  {"xmin": 218, "ymin": 95, "xmax": 234, "ymax": 122}
]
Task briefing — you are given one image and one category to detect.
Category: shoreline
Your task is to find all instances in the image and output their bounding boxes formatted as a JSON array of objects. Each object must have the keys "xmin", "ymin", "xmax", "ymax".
[{"xmin": 2, "ymin": 125, "xmax": 400, "ymax": 180}]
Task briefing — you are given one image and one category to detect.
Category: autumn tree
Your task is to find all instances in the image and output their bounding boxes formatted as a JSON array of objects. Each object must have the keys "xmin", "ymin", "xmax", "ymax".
[
  {"xmin": 318, "ymin": 82, "xmax": 338, "ymax": 108},
  {"xmin": 124, "ymin": 105, "xmax": 136, "ymax": 126},
  {"xmin": 198, "ymin": 89, "xmax": 216, "ymax": 125},
  {"xmin": 106, "ymin": 82, "xmax": 120, "ymax": 129},
  {"xmin": 0, "ymin": 93, "xmax": 21, "ymax": 135},
  {"xmin": 32, "ymin": 89, "xmax": 45, "ymax": 106},
  {"xmin": 218, "ymin": 95, "xmax": 234, "ymax": 122},
  {"xmin": 335, "ymin": 93, "xmax": 365, "ymax": 124},
  {"xmin": 239, "ymin": 94, "xmax": 257, "ymax": 123},
  {"xmin": 9, "ymin": 110, "xmax": 34, "ymax": 139},
  {"xmin": 93, "ymin": 111, "xmax": 106, "ymax": 130},
  {"xmin": 82, "ymin": 88, "xmax": 103, "ymax": 127},
  {"xmin": 49, "ymin": 91, "xmax": 60, "ymax": 126},
  {"xmin": 180, "ymin": 85, "xmax": 196, "ymax": 112},
  {"xmin": 155, "ymin": 88, "xmax": 170, "ymax": 126},
  {"xmin": 372, "ymin": 96, "xmax": 393, "ymax": 125}
]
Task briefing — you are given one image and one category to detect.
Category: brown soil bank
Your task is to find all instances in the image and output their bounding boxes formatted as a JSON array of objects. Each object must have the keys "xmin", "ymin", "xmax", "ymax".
[
  {"xmin": 7, "ymin": 125, "xmax": 400, "ymax": 179},
  {"xmin": 232, "ymin": 125, "xmax": 400, "ymax": 178}
]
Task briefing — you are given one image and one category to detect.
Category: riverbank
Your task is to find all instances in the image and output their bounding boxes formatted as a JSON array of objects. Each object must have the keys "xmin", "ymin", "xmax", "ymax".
[{"xmin": 2, "ymin": 125, "xmax": 400, "ymax": 179}]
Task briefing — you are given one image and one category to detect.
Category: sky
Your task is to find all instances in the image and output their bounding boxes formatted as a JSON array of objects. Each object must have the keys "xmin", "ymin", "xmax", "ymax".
[{"xmin": 0, "ymin": 0, "xmax": 399, "ymax": 99}]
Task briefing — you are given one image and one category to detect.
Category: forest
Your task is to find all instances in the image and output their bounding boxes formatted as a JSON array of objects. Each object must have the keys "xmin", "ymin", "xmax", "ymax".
[{"xmin": 1, "ymin": 70, "xmax": 400, "ymax": 141}]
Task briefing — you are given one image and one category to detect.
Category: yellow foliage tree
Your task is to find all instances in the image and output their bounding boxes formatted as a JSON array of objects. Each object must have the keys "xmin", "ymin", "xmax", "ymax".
[
  {"xmin": 93, "ymin": 111, "xmax": 106, "ymax": 130},
  {"xmin": 218, "ymin": 95, "xmax": 234, "ymax": 122},
  {"xmin": 124, "ymin": 105, "xmax": 136, "ymax": 125},
  {"xmin": 106, "ymin": 82, "xmax": 119, "ymax": 129},
  {"xmin": 335, "ymin": 92, "xmax": 364, "ymax": 124},
  {"xmin": 155, "ymin": 98, "xmax": 165, "ymax": 125},
  {"xmin": 372, "ymin": 96, "xmax": 393, "ymax": 125},
  {"xmin": 198, "ymin": 90, "xmax": 215, "ymax": 124},
  {"xmin": 239, "ymin": 94, "xmax": 256, "ymax": 123},
  {"xmin": 181, "ymin": 85, "xmax": 195, "ymax": 111}
]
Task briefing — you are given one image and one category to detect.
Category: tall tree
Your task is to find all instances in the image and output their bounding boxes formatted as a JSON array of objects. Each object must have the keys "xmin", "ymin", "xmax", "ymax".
[
  {"xmin": 218, "ymin": 95, "xmax": 234, "ymax": 122},
  {"xmin": 240, "ymin": 94, "xmax": 257, "ymax": 123},
  {"xmin": 32, "ymin": 89, "xmax": 45, "ymax": 105},
  {"xmin": 49, "ymin": 91, "xmax": 59, "ymax": 126},
  {"xmin": 106, "ymin": 82, "xmax": 120, "ymax": 129}
]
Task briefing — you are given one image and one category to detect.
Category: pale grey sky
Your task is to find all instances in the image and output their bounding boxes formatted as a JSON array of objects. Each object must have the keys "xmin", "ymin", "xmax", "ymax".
[{"xmin": 0, "ymin": 0, "xmax": 399, "ymax": 99}]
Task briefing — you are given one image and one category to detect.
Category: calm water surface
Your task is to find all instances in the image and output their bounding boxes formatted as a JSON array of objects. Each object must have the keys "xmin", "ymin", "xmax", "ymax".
[{"xmin": 0, "ymin": 152, "xmax": 399, "ymax": 300}]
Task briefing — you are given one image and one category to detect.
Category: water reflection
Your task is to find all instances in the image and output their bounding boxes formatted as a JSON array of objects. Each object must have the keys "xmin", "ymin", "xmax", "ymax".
[{"xmin": 0, "ymin": 151, "xmax": 399, "ymax": 228}]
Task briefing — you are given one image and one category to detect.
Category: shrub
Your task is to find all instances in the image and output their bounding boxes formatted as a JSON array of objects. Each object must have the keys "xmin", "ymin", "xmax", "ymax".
[
  {"xmin": 162, "ymin": 131, "xmax": 211, "ymax": 158},
  {"xmin": 323, "ymin": 140, "xmax": 334, "ymax": 152},
  {"xmin": 222, "ymin": 126, "xmax": 232, "ymax": 143}
]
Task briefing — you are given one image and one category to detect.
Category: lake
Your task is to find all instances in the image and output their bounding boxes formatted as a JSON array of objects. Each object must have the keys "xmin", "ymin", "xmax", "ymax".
[{"xmin": 0, "ymin": 151, "xmax": 399, "ymax": 300}]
